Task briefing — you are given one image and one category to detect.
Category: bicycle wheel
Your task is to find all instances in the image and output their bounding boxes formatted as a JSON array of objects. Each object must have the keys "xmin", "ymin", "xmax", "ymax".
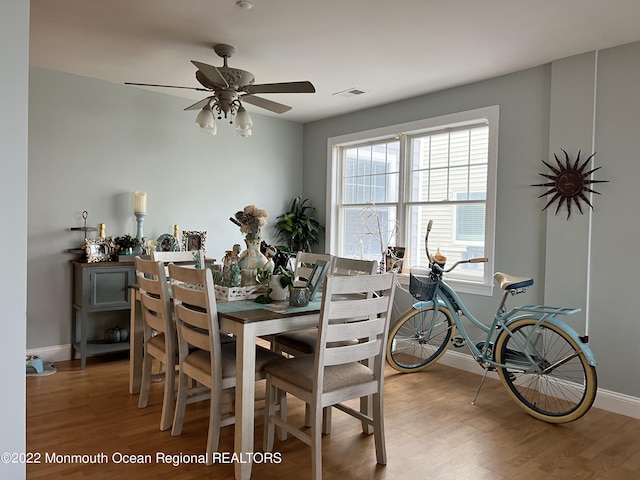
[
  {"xmin": 386, "ymin": 305, "xmax": 454, "ymax": 373},
  {"xmin": 494, "ymin": 318, "xmax": 597, "ymax": 423}
]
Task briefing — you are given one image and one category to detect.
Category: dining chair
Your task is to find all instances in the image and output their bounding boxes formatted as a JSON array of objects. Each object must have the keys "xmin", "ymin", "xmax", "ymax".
[
  {"xmin": 292, "ymin": 251, "xmax": 332, "ymax": 287},
  {"xmin": 134, "ymin": 256, "xmax": 176, "ymax": 431},
  {"xmin": 273, "ymin": 257, "xmax": 379, "ymax": 432},
  {"xmin": 274, "ymin": 257, "xmax": 378, "ymax": 356},
  {"xmin": 168, "ymin": 263, "xmax": 283, "ymax": 465},
  {"xmin": 151, "ymin": 249, "xmax": 206, "ymax": 271},
  {"xmin": 263, "ymin": 272, "xmax": 396, "ymax": 480}
]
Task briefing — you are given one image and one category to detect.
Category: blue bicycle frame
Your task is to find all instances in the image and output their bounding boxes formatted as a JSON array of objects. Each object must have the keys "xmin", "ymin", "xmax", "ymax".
[{"xmin": 410, "ymin": 278, "xmax": 597, "ymax": 369}]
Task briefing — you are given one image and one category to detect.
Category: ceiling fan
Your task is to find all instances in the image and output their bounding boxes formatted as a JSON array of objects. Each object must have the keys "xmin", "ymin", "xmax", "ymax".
[{"xmin": 125, "ymin": 44, "xmax": 316, "ymax": 136}]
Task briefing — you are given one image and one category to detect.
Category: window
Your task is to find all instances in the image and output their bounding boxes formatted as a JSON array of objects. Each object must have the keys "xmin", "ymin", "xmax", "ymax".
[{"xmin": 328, "ymin": 106, "xmax": 498, "ymax": 295}]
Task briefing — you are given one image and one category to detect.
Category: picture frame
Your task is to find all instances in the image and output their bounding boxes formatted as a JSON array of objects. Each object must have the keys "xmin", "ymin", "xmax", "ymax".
[
  {"xmin": 84, "ymin": 237, "xmax": 115, "ymax": 263},
  {"xmin": 182, "ymin": 230, "xmax": 206, "ymax": 253},
  {"xmin": 156, "ymin": 233, "xmax": 179, "ymax": 252},
  {"xmin": 306, "ymin": 259, "xmax": 330, "ymax": 301},
  {"xmin": 385, "ymin": 246, "xmax": 405, "ymax": 273}
]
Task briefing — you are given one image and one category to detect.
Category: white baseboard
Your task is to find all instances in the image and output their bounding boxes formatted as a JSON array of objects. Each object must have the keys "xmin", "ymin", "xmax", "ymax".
[
  {"xmin": 26, "ymin": 344, "xmax": 74, "ymax": 363},
  {"xmin": 29, "ymin": 343, "xmax": 640, "ymax": 420},
  {"xmin": 438, "ymin": 348, "xmax": 640, "ymax": 420}
]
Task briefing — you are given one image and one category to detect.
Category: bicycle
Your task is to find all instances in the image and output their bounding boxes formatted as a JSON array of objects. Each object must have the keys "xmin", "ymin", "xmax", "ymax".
[{"xmin": 386, "ymin": 220, "xmax": 597, "ymax": 423}]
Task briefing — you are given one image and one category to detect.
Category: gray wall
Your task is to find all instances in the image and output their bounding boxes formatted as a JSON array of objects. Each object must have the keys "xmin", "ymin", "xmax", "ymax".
[
  {"xmin": 303, "ymin": 42, "xmax": 640, "ymax": 399},
  {"xmin": 1, "ymin": 0, "xmax": 28, "ymax": 476},
  {"xmin": 27, "ymin": 67, "xmax": 304, "ymax": 350}
]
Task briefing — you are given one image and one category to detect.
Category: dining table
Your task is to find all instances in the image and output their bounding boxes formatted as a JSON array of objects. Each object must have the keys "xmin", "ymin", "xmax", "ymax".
[{"xmin": 129, "ymin": 286, "xmax": 321, "ymax": 480}]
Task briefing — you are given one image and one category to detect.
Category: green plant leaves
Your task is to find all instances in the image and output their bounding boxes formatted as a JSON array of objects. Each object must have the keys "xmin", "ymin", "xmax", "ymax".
[{"xmin": 275, "ymin": 196, "xmax": 324, "ymax": 252}]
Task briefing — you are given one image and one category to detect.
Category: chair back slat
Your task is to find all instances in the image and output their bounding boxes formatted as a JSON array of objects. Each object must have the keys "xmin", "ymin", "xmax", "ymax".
[
  {"xmin": 327, "ymin": 296, "xmax": 390, "ymax": 322},
  {"xmin": 331, "ymin": 256, "xmax": 378, "ymax": 277},
  {"xmin": 325, "ymin": 316, "xmax": 386, "ymax": 343},
  {"xmin": 323, "ymin": 338, "xmax": 382, "ymax": 367}
]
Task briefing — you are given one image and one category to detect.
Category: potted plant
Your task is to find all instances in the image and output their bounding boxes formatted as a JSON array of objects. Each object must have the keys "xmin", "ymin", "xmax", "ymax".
[
  {"xmin": 114, "ymin": 234, "xmax": 140, "ymax": 256},
  {"xmin": 275, "ymin": 196, "xmax": 324, "ymax": 253}
]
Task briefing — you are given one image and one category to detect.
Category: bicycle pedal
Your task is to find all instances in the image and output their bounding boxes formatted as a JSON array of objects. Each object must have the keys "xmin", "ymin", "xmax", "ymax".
[{"xmin": 451, "ymin": 336, "xmax": 466, "ymax": 348}]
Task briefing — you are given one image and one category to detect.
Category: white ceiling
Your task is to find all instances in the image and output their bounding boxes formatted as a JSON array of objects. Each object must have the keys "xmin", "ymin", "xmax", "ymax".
[{"xmin": 30, "ymin": 0, "xmax": 640, "ymax": 123}]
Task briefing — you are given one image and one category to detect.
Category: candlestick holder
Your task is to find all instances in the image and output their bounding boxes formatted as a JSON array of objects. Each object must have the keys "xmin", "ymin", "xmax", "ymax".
[{"xmin": 134, "ymin": 212, "xmax": 146, "ymax": 255}]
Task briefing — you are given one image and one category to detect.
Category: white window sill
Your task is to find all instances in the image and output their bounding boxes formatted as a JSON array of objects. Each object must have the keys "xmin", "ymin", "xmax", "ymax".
[{"xmin": 397, "ymin": 273, "xmax": 494, "ymax": 297}]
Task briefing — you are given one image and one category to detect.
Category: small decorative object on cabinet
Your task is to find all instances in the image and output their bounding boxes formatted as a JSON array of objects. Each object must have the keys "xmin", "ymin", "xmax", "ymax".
[
  {"xmin": 67, "ymin": 210, "xmax": 99, "ymax": 256},
  {"xmin": 85, "ymin": 237, "xmax": 116, "ymax": 263},
  {"xmin": 182, "ymin": 230, "xmax": 206, "ymax": 253},
  {"xmin": 156, "ymin": 233, "xmax": 179, "ymax": 252},
  {"xmin": 71, "ymin": 260, "xmax": 135, "ymax": 368}
]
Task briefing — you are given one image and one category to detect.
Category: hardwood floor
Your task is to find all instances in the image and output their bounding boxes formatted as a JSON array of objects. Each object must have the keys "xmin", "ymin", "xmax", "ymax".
[{"xmin": 27, "ymin": 353, "xmax": 640, "ymax": 479}]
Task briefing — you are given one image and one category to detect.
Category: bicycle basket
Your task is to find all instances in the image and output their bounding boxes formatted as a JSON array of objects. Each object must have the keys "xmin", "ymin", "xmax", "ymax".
[{"xmin": 409, "ymin": 266, "xmax": 438, "ymax": 301}]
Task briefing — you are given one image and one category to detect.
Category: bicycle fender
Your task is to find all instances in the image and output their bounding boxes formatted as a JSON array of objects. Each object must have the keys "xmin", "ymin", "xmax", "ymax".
[{"xmin": 506, "ymin": 314, "xmax": 597, "ymax": 367}]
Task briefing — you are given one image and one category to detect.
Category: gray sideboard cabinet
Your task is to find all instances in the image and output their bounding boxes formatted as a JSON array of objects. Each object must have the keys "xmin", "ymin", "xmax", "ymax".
[{"xmin": 71, "ymin": 260, "xmax": 135, "ymax": 368}]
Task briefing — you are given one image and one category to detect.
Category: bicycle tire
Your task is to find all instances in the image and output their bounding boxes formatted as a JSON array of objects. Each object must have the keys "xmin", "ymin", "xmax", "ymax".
[
  {"xmin": 386, "ymin": 305, "xmax": 454, "ymax": 373},
  {"xmin": 494, "ymin": 318, "xmax": 597, "ymax": 423}
]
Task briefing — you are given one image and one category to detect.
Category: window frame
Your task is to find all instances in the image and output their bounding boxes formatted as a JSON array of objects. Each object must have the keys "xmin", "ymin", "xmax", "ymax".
[{"xmin": 326, "ymin": 106, "xmax": 499, "ymax": 296}]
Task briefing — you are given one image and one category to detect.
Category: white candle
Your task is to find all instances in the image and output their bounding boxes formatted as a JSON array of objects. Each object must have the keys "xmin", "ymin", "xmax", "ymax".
[{"xmin": 134, "ymin": 191, "xmax": 147, "ymax": 213}]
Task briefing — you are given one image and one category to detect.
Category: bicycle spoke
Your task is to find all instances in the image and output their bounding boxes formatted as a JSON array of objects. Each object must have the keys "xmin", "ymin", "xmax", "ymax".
[
  {"xmin": 495, "ymin": 319, "xmax": 597, "ymax": 423},
  {"xmin": 386, "ymin": 306, "xmax": 453, "ymax": 372}
]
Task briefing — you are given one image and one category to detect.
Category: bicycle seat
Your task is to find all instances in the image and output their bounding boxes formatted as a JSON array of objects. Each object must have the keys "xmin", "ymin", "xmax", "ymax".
[{"xmin": 494, "ymin": 272, "xmax": 533, "ymax": 291}]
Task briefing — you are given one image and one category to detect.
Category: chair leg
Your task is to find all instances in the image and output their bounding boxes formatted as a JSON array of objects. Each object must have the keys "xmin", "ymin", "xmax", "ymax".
[
  {"xmin": 159, "ymin": 360, "xmax": 175, "ymax": 431},
  {"xmin": 360, "ymin": 395, "xmax": 374, "ymax": 434},
  {"xmin": 137, "ymin": 352, "xmax": 153, "ymax": 409},
  {"xmin": 310, "ymin": 403, "xmax": 323, "ymax": 480},
  {"xmin": 277, "ymin": 387, "xmax": 287, "ymax": 441},
  {"xmin": 206, "ymin": 386, "xmax": 222, "ymax": 466},
  {"xmin": 171, "ymin": 371, "xmax": 189, "ymax": 437},
  {"xmin": 263, "ymin": 378, "xmax": 276, "ymax": 452},
  {"xmin": 307, "ymin": 404, "xmax": 332, "ymax": 434},
  {"xmin": 372, "ymin": 392, "xmax": 387, "ymax": 465},
  {"xmin": 322, "ymin": 407, "xmax": 332, "ymax": 435}
]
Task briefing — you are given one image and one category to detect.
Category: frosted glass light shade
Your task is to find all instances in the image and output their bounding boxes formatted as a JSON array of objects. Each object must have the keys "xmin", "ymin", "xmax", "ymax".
[{"xmin": 195, "ymin": 106, "xmax": 217, "ymax": 135}]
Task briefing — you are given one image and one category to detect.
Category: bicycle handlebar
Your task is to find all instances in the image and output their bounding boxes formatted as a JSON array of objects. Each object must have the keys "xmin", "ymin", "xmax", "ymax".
[{"xmin": 425, "ymin": 220, "xmax": 488, "ymax": 273}]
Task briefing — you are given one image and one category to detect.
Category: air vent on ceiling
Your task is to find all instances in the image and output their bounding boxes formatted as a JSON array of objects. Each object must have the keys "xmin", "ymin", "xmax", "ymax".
[{"xmin": 333, "ymin": 87, "xmax": 368, "ymax": 98}]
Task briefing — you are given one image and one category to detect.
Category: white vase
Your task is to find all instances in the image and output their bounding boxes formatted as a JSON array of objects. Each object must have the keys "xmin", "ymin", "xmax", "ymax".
[{"xmin": 269, "ymin": 275, "xmax": 288, "ymax": 301}]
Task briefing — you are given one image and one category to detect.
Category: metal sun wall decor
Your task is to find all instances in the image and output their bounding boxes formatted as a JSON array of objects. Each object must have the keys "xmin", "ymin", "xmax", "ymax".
[{"xmin": 532, "ymin": 149, "xmax": 608, "ymax": 219}]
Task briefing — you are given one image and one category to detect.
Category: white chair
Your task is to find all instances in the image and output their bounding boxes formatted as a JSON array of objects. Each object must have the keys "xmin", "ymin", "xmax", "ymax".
[
  {"xmin": 263, "ymin": 272, "xmax": 396, "ymax": 480},
  {"xmin": 151, "ymin": 249, "xmax": 205, "ymax": 273},
  {"xmin": 292, "ymin": 251, "xmax": 332, "ymax": 287},
  {"xmin": 134, "ymin": 256, "xmax": 176, "ymax": 431},
  {"xmin": 273, "ymin": 257, "xmax": 378, "ymax": 431},
  {"xmin": 168, "ymin": 263, "xmax": 282, "ymax": 465},
  {"xmin": 274, "ymin": 257, "xmax": 378, "ymax": 357}
]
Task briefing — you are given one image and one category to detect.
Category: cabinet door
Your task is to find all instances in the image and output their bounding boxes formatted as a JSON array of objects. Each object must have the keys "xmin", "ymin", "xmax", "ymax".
[{"xmin": 88, "ymin": 266, "xmax": 134, "ymax": 311}]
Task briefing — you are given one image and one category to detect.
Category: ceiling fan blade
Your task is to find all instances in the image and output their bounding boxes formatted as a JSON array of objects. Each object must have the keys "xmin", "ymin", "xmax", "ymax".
[
  {"xmin": 125, "ymin": 82, "xmax": 210, "ymax": 92},
  {"xmin": 242, "ymin": 95, "xmax": 292, "ymax": 114},
  {"xmin": 245, "ymin": 81, "xmax": 316, "ymax": 94},
  {"xmin": 191, "ymin": 61, "xmax": 228, "ymax": 88},
  {"xmin": 184, "ymin": 97, "xmax": 214, "ymax": 111}
]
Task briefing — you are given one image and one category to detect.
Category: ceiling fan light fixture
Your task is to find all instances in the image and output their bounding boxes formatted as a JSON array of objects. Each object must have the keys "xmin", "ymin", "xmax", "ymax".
[
  {"xmin": 236, "ymin": 105, "xmax": 253, "ymax": 127},
  {"xmin": 195, "ymin": 105, "xmax": 217, "ymax": 135}
]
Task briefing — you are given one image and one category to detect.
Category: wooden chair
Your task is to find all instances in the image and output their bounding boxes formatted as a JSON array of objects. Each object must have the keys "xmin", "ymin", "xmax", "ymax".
[
  {"xmin": 134, "ymin": 256, "xmax": 176, "ymax": 431},
  {"xmin": 168, "ymin": 263, "xmax": 282, "ymax": 464},
  {"xmin": 274, "ymin": 257, "xmax": 378, "ymax": 357},
  {"xmin": 151, "ymin": 249, "xmax": 205, "ymax": 274},
  {"xmin": 273, "ymin": 257, "xmax": 379, "ymax": 431},
  {"xmin": 263, "ymin": 272, "xmax": 396, "ymax": 480},
  {"xmin": 292, "ymin": 251, "xmax": 332, "ymax": 287}
]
